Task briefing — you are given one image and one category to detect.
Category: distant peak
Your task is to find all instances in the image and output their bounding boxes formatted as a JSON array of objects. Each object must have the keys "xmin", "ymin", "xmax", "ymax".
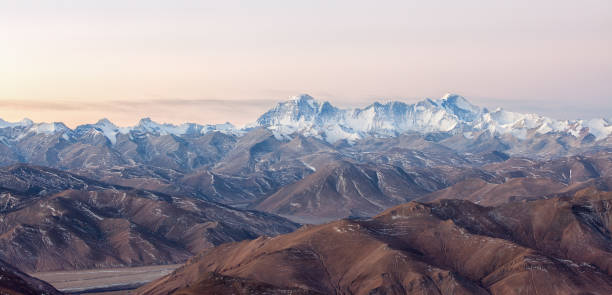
[
  {"xmin": 437, "ymin": 93, "xmax": 481, "ymax": 120},
  {"xmin": 95, "ymin": 118, "xmax": 116, "ymax": 126},
  {"xmin": 440, "ymin": 93, "xmax": 471, "ymax": 106},
  {"xmin": 0, "ymin": 118, "xmax": 34, "ymax": 129},
  {"xmin": 441, "ymin": 92, "xmax": 461, "ymax": 100},
  {"xmin": 20, "ymin": 118, "xmax": 34, "ymax": 125},
  {"xmin": 291, "ymin": 94, "xmax": 315, "ymax": 102},
  {"xmin": 28, "ymin": 121, "xmax": 70, "ymax": 134},
  {"xmin": 138, "ymin": 117, "xmax": 155, "ymax": 125},
  {"xmin": 289, "ymin": 94, "xmax": 321, "ymax": 108}
]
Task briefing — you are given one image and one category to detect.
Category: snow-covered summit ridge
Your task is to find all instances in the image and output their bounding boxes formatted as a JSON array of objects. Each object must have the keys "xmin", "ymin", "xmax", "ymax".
[
  {"xmin": 255, "ymin": 93, "xmax": 612, "ymax": 142},
  {"xmin": 0, "ymin": 93, "xmax": 609, "ymax": 144},
  {"xmin": 0, "ymin": 117, "xmax": 241, "ymax": 144}
]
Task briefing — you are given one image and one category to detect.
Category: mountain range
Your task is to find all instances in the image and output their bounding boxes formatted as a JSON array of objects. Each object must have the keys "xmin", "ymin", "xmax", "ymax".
[
  {"xmin": 1, "ymin": 94, "xmax": 610, "ymax": 158},
  {"xmin": 0, "ymin": 94, "xmax": 611, "ymax": 225},
  {"xmin": 0, "ymin": 94, "xmax": 611, "ymax": 294}
]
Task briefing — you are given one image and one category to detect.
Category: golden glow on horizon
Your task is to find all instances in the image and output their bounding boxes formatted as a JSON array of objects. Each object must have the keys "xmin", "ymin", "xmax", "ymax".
[{"xmin": 1, "ymin": 0, "xmax": 611, "ymax": 125}]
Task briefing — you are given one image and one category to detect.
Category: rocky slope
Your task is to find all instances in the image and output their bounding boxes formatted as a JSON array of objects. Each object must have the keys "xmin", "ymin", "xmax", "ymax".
[
  {"xmin": 418, "ymin": 177, "xmax": 566, "ymax": 206},
  {"xmin": 255, "ymin": 160, "xmax": 442, "ymax": 223},
  {"xmin": 60, "ymin": 148, "xmax": 612, "ymax": 224},
  {"xmin": 139, "ymin": 189, "xmax": 612, "ymax": 295},
  {"xmin": 418, "ymin": 150, "xmax": 612, "ymax": 206},
  {"xmin": 0, "ymin": 165, "xmax": 298, "ymax": 272},
  {"xmin": 154, "ymin": 272, "xmax": 320, "ymax": 295}
]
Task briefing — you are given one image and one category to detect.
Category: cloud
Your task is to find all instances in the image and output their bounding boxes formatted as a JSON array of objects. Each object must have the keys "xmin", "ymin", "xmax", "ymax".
[
  {"xmin": 0, "ymin": 98, "xmax": 278, "ymax": 111},
  {"xmin": 467, "ymin": 96, "xmax": 612, "ymax": 121},
  {"xmin": 0, "ymin": 98, "xmax": 279, "ymax": 127},
  {"xmin": 1, "ymin": 95, "xmax": 609, "ymax": 128},
  {"xmin": 0, "ymin": 100, "xmax": 90, "ymax": 111}
]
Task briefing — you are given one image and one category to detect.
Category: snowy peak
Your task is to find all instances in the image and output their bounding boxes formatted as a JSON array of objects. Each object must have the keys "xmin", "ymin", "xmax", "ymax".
[
  {"xmin": 95, "ymin": 118, "xmax": 117, "ymax": 128},
  {"xmin": 255, "ymin": 93, "xmax": 612, "ymax": 142},
  {"xmin": 33, "ymin": 117, "xmax": 241, "ymax": 145},
  {"xmin": 583, "ymin": 118, "xmax": 612, "ymax": 139},
  {"xmin": 292, "ymin": 93, "xmax": 318, "ymax": 106},
  {"xmin": 256, "ymin": 93, "xmax": 472, "ymax": 141},
  {"xmin": 257, "ymin": 94, "xmax": 324, "ymax": 126},
  {"xmin": 133, "ymin": 118, "xmax": 200, "ymax": 136},
  {"xmin": 134, "ymin": 117, "xmax": 172, "ymax": 135},
  {"xmin": 201, "ymin": 122, "xmax": 240, "ymax": 135},
  {"xmin": 0, "ymin": 93, "xmax": 609, "ymax": 145},
  {"xmin": 0, "ymin": 119, "xmax": 69, "ymax": 136},
  {"xmin": 439, "ymin": 93, "xmax": 477, "ymax": 110},
  {"xmin": 437, "ymin": 93, "xmax": 483, "ymax": 122},
  {"xmin": 255, "ymin": 94, "xmax": 333, "ymax": 139},
  {"xmin": 92, "ymin": 118, "xmax": 121, "ymax": 144}
]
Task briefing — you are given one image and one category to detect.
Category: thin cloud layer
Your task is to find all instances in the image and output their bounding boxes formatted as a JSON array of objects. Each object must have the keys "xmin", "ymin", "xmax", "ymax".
[
  {"xmin": 1, "ymin": 94, "xmax": 610, "ymax": 128},
  {"xmin": 0, "ymin": 98, "xmax": 278, "ymax": 127}
]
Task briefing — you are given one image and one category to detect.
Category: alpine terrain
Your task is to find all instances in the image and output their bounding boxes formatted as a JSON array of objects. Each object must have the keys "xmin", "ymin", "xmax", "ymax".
[{"xmin": 0, "ymin": 94, "xmax": 610, "ymax": 294}]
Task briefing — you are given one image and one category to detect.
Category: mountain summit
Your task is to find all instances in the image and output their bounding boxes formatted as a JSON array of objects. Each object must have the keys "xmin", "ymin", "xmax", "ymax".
[
  {"xmin": 254, "ymin": 94, "xmax": 611, "ymax": 142},
  {"xmin": 0, "ymin": 94, "xmax": 610, "ymax": 145}
]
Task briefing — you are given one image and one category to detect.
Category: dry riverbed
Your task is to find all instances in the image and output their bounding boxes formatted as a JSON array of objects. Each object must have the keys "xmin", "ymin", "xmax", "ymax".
[{"xmin": 30, "ymin": 264, "xmax": 181, "ymax": 294}]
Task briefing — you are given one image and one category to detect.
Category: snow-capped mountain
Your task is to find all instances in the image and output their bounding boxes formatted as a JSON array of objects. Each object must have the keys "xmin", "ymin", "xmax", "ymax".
[
  {"xmin": 255, "ymin": 93, "xmax": 612, "ymax": 142},
  {"xmin": 131, "ymin": 118, "xmax": 241, "ymax": 137},
  {"xmin": 255, "ymin": 93, "xmax": 492, "ymax": 143},
  {"xmin": 255, "ymin": 93, "xmax": 479, "ymax": 143},
  {"xmin": 0, "ymin": 117, "xmax": 241, "ymax": 144},
  {"xmin": 0, "ymin": 93, "xmax": 610, "ymax": 146}
]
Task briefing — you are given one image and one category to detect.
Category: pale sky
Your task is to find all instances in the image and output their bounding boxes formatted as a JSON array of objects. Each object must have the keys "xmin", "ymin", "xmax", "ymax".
[{"xmin": 1, "ymin": 0, "xmax": 611, "ymax": 127}]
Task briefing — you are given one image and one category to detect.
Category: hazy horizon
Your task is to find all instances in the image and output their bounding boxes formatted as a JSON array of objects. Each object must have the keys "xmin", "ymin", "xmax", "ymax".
[
  {"xmin": 0, "ymin": 93, "xmax": 609, "ymax": 128},
  {"xmin": 1, "ymin": 0, "xmax": 610, "ymax": 126}
]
